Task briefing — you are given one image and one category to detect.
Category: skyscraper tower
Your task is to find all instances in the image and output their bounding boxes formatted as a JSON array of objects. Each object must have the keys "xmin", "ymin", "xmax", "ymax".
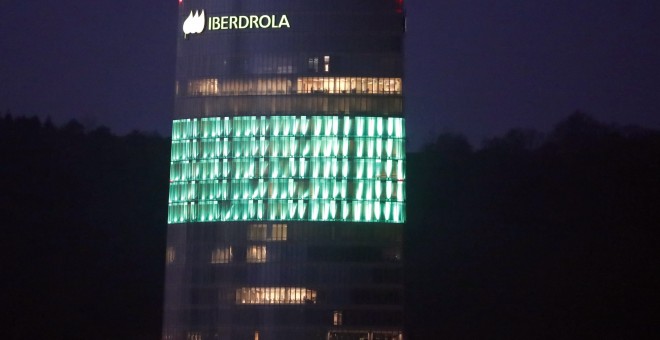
[{"xmin": 163, "ymin": 1, "xmax": 405, "ymax": 339}]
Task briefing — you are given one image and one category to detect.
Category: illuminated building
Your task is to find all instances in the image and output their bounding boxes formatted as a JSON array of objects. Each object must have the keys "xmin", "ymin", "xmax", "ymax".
[{"xmin": 163, "ymin": 1, "xmax": 405, "ymax": 339}]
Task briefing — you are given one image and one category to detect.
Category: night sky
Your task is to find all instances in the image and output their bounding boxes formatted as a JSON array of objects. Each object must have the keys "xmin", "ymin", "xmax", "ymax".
[{"xmin": 1, "ymin": 1, "xmax": 659, "ymax": 149}]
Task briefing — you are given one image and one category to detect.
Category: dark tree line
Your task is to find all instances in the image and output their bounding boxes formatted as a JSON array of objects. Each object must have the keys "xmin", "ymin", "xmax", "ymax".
[
  {"xmin": 1, "ymin": 113, "xmax": 658, "ymax": 339},
  {"xmin": 0, "ymin": 116, "xmax": 170, "ymax": 339},
  {"xmin": 406, "ymin": 113, "xmax": 660, "ymax": 339}
]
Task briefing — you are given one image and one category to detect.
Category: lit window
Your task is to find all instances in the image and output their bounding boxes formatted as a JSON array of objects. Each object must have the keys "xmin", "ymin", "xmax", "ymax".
[
  {"xmin": 236, "ymin": 287, "xmax": 317, "ymax": 304},
  {"xmin": 324, "ymin": 56, "xmax": 330, "ymax": 73},
  {"xmin": 248, "ymin": 223, "xmax": 267, "ymax": 240},
  {"xmin": 187, "ymin": 332, "xmax": 201, "ymax": 340},
  {"xmin": 166, "ymin": 246, "xmax": 176, "ymax": 264},
  {"xmin": 184, "ymin": 77, "xmax": 400, "ymax": 96},
  {"xmin": 296, "ymin": 77, "xmax": 402, "ymax": 95},
  {"xmin": 186, "ymin": 77, "xmax": 292, "ymax": 96},
  {"xmin": 271, "ymin": 223, "xmax": 288, "ymax": 241},
  {"xmin": 188, "ymin": 78, "xmax": 219, "ymax": 96},
  {"xmin": 211, "ymin": 247, "xmax": 232, "ymax": 264},
  {"xmin": 246, "ymin": 245, "xmax": 266, "ymax": 263},
  {"xmin": 333, "ymin": 311, "xmax": 343, "ymax": 326},
  {"xmin": 248, "ymin": 223, "xmax": 286, "ymax": 241}
]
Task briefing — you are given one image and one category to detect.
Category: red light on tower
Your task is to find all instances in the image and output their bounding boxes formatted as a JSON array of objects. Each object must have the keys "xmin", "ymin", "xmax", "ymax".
[
  {"xmin": 179, "ymin": 0, "xmax": 183, "ymax": 5},
  {"xmin": 395, "ymin": 0, "xmax": 404, "ymax": 13}
]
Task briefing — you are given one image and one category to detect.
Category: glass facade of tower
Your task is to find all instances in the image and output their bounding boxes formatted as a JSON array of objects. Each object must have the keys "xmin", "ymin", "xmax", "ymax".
[{"xmin": 163, "ymin": 1, "xmax": 405, "ymax": 339}]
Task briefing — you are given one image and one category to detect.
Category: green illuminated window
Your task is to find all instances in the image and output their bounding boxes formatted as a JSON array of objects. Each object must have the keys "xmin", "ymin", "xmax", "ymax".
[{"xmin": 168, "ymin": 116, "xmax": 406, "ymax": 223}]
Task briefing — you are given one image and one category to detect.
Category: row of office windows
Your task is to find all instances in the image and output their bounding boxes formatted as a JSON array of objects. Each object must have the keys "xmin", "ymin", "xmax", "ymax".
[
  {"xmin": 169, "ymin": 179, "xmax": 405, "ymax": 202},
  {"xmin": 171, "ymin": 116, "xmax": 405, "ymax": 140},
  {"xmin": 171, "ymin": 286, "xmax": 399, "ymax": 307},
  {"xmin": 182, "ymin": 223, "xmax": 289, "ymax": 264},
  {"xmin": 175, "ymin": 95, "xmax": 403, "ymax": 117},
  {"xmin": 211, "ymin": 245, "xmax": 267, "ymax": 264},
  {"xmin": 168, "ymin": 200, "xmax": 405, "ymax": 223},
  {"xmin": 169, "ymin": 158, "xmax": 405, "ymax": 181},
  {"xmin": 191, "ymin": 247, "xmax": 402, "ymax": 267},
  {"xmin": 177, "ymin": 328, "xmax": 403, "ymax": 340},
  {"xmin": 186, "ymin": 77, "xmax": 402, "ymax": 96},
  {"xmin": 177, "ymin": 50, "xmax": 402, "ymax": 78},
  {"xmin": 209, "ymin": 248, "xmax": 401, "ymax": 267},
  {"xmin": 171, "ymin": 137, "xmax": 405, "ymax": 160},
  {"xmin": 235, "ymin": 287, "xmax": 317, "ymax": 305},
  {"xmin": 165, "ymin": 219, "xmax": 402, "ymax": 242},
  {"xmin": 171, "ymin": 246, "xmax": 401, "ymax": 268},
  {"xmin": 248, "ymin": 223, "xmax": 288, "ymax": 241},
  {"xmin": 176, "ymin": 325, "xmax": 403, "ymax": 340},
  {"xmin": 328, "ymin": 330, "xmax": 403, "ymax": 340},
  {"xmin": 297, "ymin": 77, "xmax": 401, "ymax": 94}
]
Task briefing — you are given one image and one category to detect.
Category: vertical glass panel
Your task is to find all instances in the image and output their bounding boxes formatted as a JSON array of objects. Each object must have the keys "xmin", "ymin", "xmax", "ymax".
[
  {"xmin": 342, "ymin": 138, "xmax": 350, "ymax": 157},
  {"xmin": 342, "ymin": 116, "xmax": 351, "ymax": 136},
  {"xmin": 374, "ymin": 201, "xmax": 382, "ymax": 220},
  {"xmin": 342, "ymin": 201, "xmax": 350, "ymax": 220}
]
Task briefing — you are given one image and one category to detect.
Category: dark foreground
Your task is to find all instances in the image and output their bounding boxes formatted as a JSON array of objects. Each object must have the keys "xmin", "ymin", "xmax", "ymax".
[{"xmin": 1, "ymin": 113, "xmax": 658, "ymax": 339}]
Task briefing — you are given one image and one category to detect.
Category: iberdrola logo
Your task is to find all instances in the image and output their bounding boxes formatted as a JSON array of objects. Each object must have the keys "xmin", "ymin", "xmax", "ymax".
[
  {"xmin": 182, "ymin": 9, "xmax": 291, "ymax": 38},
  {"xmin": 183, "ymin": 10, "xmax": 205, "ymax": 37}
]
